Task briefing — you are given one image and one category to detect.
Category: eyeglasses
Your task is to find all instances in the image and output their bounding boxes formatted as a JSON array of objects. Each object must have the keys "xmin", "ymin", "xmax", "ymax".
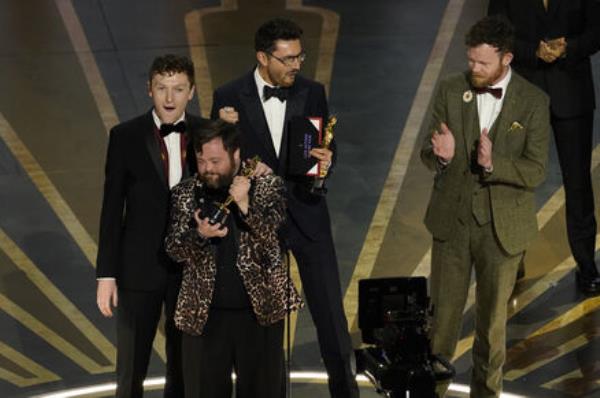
[{"xmin": 267, "ymin": 51, "xmax": 307, "ymax": 67}]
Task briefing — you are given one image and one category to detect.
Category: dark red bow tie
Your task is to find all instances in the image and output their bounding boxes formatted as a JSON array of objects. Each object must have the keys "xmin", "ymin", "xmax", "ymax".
[
  {"xmin": 473, "ymin": 86, "xmax": 503, "ymax": 99},
  {"xmin": 159, "ymin": 121, "xmax": 186, "ymax": 137}
]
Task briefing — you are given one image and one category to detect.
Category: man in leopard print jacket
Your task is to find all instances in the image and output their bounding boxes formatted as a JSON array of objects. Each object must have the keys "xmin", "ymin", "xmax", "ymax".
[{"xmin": 165, "ymin": 119, "xmax": 301, "ymax": 398}]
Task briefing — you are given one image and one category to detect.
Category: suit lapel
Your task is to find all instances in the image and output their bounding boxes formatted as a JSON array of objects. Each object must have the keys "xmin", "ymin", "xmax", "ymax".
[
  {"xmin": 547, "ymin": 0, "xmax": 562, "ymax": 21},
  {"xmin": 143, "ymin": 112, "xmax": 169, "ymax": 189},
  {"xmin": 534, "ymin": 0, "xmax": 547, "ymax": 22},
  {"xmin": 239, "ymin": 74, "xmax": 278, "ymax": 163},
  {"xmin": 182, "ymin": 135, "xmax": 192, "ymax": 179},
  {"xmin": 537, "ymin": 0, "xmax": 561, "ymax": 23},
  {"xmin": 279, "ymin": 83, "xmax": 309, "ymax": 175},
  {"xmin": 462, "ymin": 87, "xmax": 479, "ymax": 162},
  {"xmin": 489, "ymin": 74, "xmax": 520, "ymax": 149},
  {"xmin": 182, "ymin": 115, "xmax": 197, "ymax": 179}
]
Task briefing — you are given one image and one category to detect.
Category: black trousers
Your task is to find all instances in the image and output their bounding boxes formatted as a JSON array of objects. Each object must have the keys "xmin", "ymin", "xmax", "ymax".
[
  {"xmin": 181, "ymin": 308, "xmax": 284, "ymax": 398},
  {"xmin": 553, "ymin": 112, "xmax": 598, "ymax": 273},
  {"xmin": 287, "ymin": 221, "xmax": 360, "ymax": 398},
  {"xmin": 116, "ymin": 273, "xmax": 183, "ymax": 398}
]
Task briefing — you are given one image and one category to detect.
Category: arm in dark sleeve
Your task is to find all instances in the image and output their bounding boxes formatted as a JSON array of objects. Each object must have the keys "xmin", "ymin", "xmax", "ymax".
[
  {"xmin": 512, "ymin": 37, "xmax": 542, "ymax": 69},
  {"xmin": 210, "ymin": 89, "xmax": 224, "ymax": 120},
  {"xmin": 96, "ymin": 128, "xmax": 126, "ymax": 278},
  {"xmin": 421, "ymin": 79, "xmax": 450, "ymax": 173},
  {"xmin": 565, "ymin": 0, "xmax": 600, "ymax": 63}
]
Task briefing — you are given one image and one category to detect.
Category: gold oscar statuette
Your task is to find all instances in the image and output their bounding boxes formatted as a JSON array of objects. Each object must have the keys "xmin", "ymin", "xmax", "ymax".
[{"xmin": 311, "ymin": 116, "xmax": 336, "ymax": 195}]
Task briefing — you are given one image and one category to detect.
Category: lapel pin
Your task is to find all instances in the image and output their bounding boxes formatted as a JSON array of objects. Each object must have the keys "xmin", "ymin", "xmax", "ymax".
[{"xmin": 463, "ymin": 90, "xmax": 473, "ymax": 103}]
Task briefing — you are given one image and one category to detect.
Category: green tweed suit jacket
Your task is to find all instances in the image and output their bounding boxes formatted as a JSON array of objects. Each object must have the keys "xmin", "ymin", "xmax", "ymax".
[{"xmin": 421, "ymin": 71, "xmax": 550, "ymax": 255}]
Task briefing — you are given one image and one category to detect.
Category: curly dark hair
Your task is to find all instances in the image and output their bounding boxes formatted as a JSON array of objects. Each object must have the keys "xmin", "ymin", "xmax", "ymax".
[
  {"xmin": 465, "ymin": 16, "xmax": 515, "ymax": 54},
  {"xmin": 148, "ymin": 54, "xmax": 195, "ymax": 86},
  {"xmin": 255, "ymin": 18, "xmax": 303, "ymax": 53},
  {"xmin": 192, "ymin": 119, "xmax": 240, "ymax": 157}
]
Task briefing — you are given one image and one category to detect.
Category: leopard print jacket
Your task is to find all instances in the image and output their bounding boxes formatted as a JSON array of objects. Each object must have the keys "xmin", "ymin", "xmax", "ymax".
[{"xmin": 165, "ymin": 173, "xmax": 303, "ymax": 336}]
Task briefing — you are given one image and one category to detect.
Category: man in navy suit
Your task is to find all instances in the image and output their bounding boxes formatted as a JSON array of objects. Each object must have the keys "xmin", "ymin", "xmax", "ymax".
[
  {"xmin": 96, "ymin": 54, "xmax": 206, "ymax": 397},
  {"xmin": 212, "ymin": 18, "xmax": 359, "ymax": 398},
  {"xmin": 488, "ymin": 0, "xmax": 600, "ymax": 294}
]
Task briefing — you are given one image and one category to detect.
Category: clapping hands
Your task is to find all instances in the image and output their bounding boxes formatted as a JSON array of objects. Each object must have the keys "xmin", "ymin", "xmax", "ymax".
[
  {"xmin": 431, "ymin": 122, "xmax": 455, "ymax": 163},
  {"xmin": 537, "ymin": 37, "xmax": 566, "ymax": 63}
]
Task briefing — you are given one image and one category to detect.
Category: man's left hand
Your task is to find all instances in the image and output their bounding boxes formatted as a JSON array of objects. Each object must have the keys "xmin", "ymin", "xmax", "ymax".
[
  {"xmin": 230, "ymin": 176, "xmax": 251, "ymax": 214},
  {"xmin": 310, "ymin": 147, "xmax": 333, "ymax": 175},
  {"xmin": 537, "ymin": 41, "xmax": 558, "ymax": 63},
  {"xmin": 218, "ymin": 107, "xmax": 239, "ymax": 124},
  {"xmin": 546, "ymin": 37, "xmax": 567, "ymax": 58},
  {"xmin": 478, "ymin": 128, "xmax": 493, "ymax": 170}
]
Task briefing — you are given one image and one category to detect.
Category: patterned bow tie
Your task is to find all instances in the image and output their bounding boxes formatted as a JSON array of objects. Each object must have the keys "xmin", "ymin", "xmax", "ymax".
[
  {"xmin": 263, "ymin": 85, "xmax": 289, "ymax": 102},
  {"xmin": 473, "ymin": 86, "xmax": 503, "ymax": 99},
  {"xmin": 159, "ymin": 121, "xmax": 186, "ymax": 137}
]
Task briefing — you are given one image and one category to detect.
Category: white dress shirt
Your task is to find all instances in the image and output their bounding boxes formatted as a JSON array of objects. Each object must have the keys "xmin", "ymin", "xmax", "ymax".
[
  {"xmin": 254, "ymin": 68, "xmax": 286, "ymax": 157},
  {"xmin": 476, "ymin": 67, "xmax": 512, "ymax": 132},
  {"xmin": 152, "ymin": 110, "xmax": 184, "ymax": 189}
]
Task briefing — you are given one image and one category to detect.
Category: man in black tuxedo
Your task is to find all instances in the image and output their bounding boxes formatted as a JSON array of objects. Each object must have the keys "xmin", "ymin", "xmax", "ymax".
[
  {"xmin": 211, "ymin": 18, "xmax": 359, "ymax": 398},
  {"xmin": 96, "ymin": 54, "xmax": 206, "ymax": 397},
  {"xmin": 488, "ymin": 0, "xmax": 600, "ymax": 294}
]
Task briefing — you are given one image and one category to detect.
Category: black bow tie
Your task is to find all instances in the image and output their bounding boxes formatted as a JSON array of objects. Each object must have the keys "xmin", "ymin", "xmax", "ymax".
[
  {"xmin": 263, "ymin": 85, "xmax": 289, "ymax": 102},
  {"xmin": 159, "ymin": 121, "xmax": 186, "ymax": 137},
  {"xmin": 473, "ymin": 86, "xmax": 503, "ymax": 99}
]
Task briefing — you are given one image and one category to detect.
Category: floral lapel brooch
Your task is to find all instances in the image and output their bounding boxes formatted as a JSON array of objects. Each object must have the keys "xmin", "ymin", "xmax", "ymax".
[
  {"xmin": 509, "ymin": 121, "xmax": 524, "ymax": 132},
  {"xmin": 463, "ymin": 90, "xmax": 473, "ymax": 103}
]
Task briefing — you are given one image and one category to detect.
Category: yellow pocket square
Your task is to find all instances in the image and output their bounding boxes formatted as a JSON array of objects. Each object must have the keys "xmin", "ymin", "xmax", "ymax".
[{"xmin": 509, "ymin": 121, "xmax": 524, "ymax": 132}]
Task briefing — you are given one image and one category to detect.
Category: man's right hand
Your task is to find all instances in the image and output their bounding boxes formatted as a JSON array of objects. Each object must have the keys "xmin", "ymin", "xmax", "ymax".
[
  {"xmin": 251, "ymin": 161, "xmax": 273, "ymax": 177},
  {"xmin": 194, "ymin": 209, "xmax": 228, "ymax": 238},
  {"xmin": 97, "ymin": 279, "xmax": 118, "ymax": 318},
  {"xmin": 431, "ymin": 122, "xmax": 455, "ymax": 163}
]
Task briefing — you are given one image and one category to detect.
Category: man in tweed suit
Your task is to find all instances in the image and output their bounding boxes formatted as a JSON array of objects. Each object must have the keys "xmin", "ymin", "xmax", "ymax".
[{"xmin": 421, "ymin": 17, "xmax": 550, "ymax": 397}]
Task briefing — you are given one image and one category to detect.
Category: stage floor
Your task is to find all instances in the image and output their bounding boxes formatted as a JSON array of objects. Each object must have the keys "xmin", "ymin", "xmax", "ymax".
[{"xmin": 1, "ymin": 0, "xmax": 599, "ymax": 397}]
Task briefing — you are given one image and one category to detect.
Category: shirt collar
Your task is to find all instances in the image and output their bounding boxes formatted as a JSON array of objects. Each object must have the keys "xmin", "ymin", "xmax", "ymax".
[
  {"xmin": 490, "ymin": 67, "xmax": 512, "ymax": 100},
  {"xmin": 151, "ymin": 109, "xmax": 186, "ymax": 130},
  {"xmin": 254, "ymin": 67, "xmax": 277, "ymax": 102}
]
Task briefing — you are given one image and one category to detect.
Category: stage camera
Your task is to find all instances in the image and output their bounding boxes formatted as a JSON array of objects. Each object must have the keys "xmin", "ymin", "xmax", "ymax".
[{"xmin": 355, "ymin": 277, "xmax": 454, "ymax": 398}]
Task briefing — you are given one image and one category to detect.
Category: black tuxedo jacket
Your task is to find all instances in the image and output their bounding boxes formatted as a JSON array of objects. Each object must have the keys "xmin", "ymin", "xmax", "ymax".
[
  {"xmin": 488, "ymin": 0, "xmax": 600, "ymax": 118},
  {"xmin": 211, "ymin": 70, "xmax": 335, "ymax": 240},
  {"xmin": 96, "ymin": 111, "xmax": 206, "ymax": 291}
]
